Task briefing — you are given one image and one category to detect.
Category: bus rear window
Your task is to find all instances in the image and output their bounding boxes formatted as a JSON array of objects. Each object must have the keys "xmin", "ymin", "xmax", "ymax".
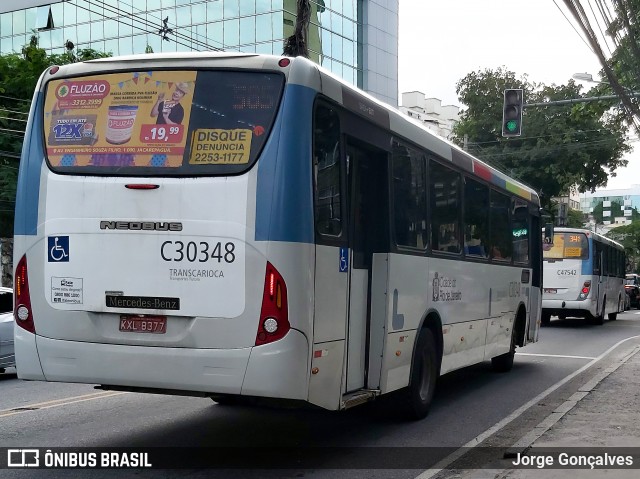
[
  {"xmin": 43, "ymin": 70, "xmax": 284, "ymax": 176},
  {"xmin": 543, "ymin": 232, "xmax": 589, "ymax": 260}
]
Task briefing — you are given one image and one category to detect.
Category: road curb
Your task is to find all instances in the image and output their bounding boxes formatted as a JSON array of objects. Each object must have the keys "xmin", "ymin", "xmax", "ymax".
[
  {"xmin": 416, "ymin": 337, "xmax": 640, "ymax": 479},
  {"xmin": 503, "ymin": 345, "xmax": 640, "ymax": 458}
]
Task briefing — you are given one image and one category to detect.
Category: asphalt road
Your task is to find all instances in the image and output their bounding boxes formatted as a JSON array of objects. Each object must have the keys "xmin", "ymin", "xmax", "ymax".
[{"xmin": 1, "ymin": 310, "xmax": 640, "ymax": 478}]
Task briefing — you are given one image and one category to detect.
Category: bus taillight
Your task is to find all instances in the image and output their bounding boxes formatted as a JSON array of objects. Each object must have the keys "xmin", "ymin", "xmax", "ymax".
[
  {"xmin": 15, "ymin": 254, "xmax": 35, "ymax": 333},
  {"xmin": 580, "ymin": 281, "xmax": 591, "ymax": 299},
  {"xmin": 256, "ymin": 262, "xmax": 289, "ymax": 346}
]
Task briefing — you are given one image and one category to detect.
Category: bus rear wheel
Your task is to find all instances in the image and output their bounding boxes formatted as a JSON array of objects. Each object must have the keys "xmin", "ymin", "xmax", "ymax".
[
  {"xmin": 492, "ymin": 325, "xmax": 516, "ymax": 373},
  {"xmin": 594, "ymin": 299, "xmax": 605, "ymax": 325},
  {"xmin": 399, "ymin": 328, "xmax": 438, "ymax": 420},
  {"xmin": 541, "ymin": 311, "xmax": 551, "ymax": 326},
  {"xmin": 608, "ymin": 298, "xmax": 620, "ymax": 321}
]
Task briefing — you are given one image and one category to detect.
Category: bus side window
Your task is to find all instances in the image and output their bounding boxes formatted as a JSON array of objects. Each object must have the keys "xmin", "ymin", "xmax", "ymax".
[
  {"xmin": 313, "ymin": 105, "xmax": 342, "ymax": 238},
  {"xmin": 593, "ymin": 242, "xmax": 601, "ymax": 275},
  {"xmin": 512, "ymin": 198, "xmax": 530, "ymax": 264},
  {"xmin": 429, "ymin": 160, "xmax": 461, "ymax": 253},
  {"xmin": 463, "ymin": 177, "xmax": 489, "ymax": 258},
  {"xmin": 391, "ymin": 140, "xmax": 427, "ymax": 250},
  {"xmin": 489, "ymin": 190, "xmax": 513, "ymax": 261}
]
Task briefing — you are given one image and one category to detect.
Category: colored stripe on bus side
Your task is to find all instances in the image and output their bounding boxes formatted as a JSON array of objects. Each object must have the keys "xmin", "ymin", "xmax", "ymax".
[
  {"xmin": 474, "ymin": 159, "xmax": 533, "ymax": 202},
  {"xmin": 14, "ymin": 91, "xmax": 44, "ymax": 236},
  {"xmin": 255, "ymin": 84, "xmax": 315, "ymax": 243}
]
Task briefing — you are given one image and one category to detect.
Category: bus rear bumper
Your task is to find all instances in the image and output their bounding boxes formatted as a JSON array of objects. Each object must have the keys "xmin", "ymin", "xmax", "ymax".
[
  {"xmin": 16, "ymin": 329, "xmax": 309, "ymax": 399},
  {"xmin": 542, "ymin": 299, "xmax": 594, "ymax": 317},
  {"xmin": 15, "ymin": 326, "xmax": 46, "ymax": 380}
]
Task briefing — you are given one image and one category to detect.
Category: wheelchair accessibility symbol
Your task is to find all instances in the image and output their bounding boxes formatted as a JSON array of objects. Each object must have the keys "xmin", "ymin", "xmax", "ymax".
[
  {"xmin": 339, "ymin": 247, "xmax": 348, "ymax": 273},
  {"xmin": 48, "ymin": 236, "xmax": 69, "ymax": 262}
]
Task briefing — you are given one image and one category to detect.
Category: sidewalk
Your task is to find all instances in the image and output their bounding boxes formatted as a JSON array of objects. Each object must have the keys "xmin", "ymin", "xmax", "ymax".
[
  {"xmin": 501, "ymin": 343, "xmax": 640, "ymax": 478},
  {"xmin": 440, "ymin": 343, "xmax": 640, "ymax": 478}
]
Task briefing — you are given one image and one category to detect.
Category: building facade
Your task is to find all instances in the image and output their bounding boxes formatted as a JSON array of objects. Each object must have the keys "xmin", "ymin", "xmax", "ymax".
[
  {"xmin": 399, "ymin": 91, "xmax": 459, "ymax": 139},
  {"xmin": 0, "ymin": 0, "xmax": 398, "ymax": 105},
  {"xmin": 580, "ymin": 186, "xmax": 640, "ymax": 224}
]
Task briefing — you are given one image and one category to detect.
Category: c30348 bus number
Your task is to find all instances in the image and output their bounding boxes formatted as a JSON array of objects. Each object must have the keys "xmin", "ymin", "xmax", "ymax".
[{"xmin": 161, "ymin": 241, "xmax": 236, "ymax": 263}]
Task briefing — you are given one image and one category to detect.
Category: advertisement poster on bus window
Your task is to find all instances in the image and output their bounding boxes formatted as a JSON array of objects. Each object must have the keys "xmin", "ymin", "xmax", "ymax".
[
  {"xmin": 544, "ymin": 234, "xmax": 565, "ymax": 259},
  {"xmin": 43, "ymin": 71, "xmax": 197, "ymax": 168}
]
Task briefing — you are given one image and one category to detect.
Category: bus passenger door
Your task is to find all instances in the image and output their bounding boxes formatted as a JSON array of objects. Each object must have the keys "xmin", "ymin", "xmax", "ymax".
[{"xmin": 345, "ymin": 141, "xmax": 389, "ymax": 392}]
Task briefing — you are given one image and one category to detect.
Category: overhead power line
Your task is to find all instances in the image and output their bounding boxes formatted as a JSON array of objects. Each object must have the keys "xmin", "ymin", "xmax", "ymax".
[
  {"xmin": 586, "ymin": 0, "xmax": 613, "ymax": 55},
  {"xmin": 552, "ymin": 0, "xmax": 595, "ymax": 53},
  {"xmin": 0, "ymin": 127, "xmax": 25, "ymax": 135},
  {"xmin": 79, "ymin": 0, "xmax": 223, "ymax": 53},
  {"xmin": 113, "ymin": 0, "xmax": 225, "ymax": 51},
  {"xmin": 0, "ymin": 108, "xmax": 28, "ymax": 116},
  {"xmin": 0, "ymin": 95, "xmax": 30, "ymax": 103},
  {"xmin": 562, "ymin": 0, "xmax": 640, "ymax": 132},
  {"xmin": 0, "ymin": 150, "xmax": 21, "ymax": 159},
  {"xmin": 0, "ymin": 116, "xmax": 28, "ymax": 123}
]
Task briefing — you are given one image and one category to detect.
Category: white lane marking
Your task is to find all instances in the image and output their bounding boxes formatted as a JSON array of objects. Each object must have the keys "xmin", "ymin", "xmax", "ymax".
[
  {"xmin": 0, "ymin": 391, "xmax": 127, "ymax": 418},
  {"xmin": 516, "ymin": 352, "xmax": 596, "ymax": 360},
  {"xmin": 414, "ymin": 334, "xmax": 640, "ymax": 479}
]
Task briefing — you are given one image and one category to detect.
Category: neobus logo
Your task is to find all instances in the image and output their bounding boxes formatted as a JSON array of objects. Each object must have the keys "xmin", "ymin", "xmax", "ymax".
[{"xmin": 100, "ymin": 221, "xmax": 183, "ymax": 232}]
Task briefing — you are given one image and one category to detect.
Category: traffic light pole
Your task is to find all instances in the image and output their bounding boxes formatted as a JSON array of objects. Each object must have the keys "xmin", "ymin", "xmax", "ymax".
[{"xmin": 524, "ymin": 91, "xmax": 640, "ymax": 108}]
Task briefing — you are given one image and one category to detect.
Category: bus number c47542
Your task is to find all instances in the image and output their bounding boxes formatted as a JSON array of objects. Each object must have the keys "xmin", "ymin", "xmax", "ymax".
[
  {"xmin": 161, "ymin": 241, "xmax": 236, "ymax": 263},
  {"xmin": 557, "ymin": 269, "xmax": 577, "ymax": 276}
]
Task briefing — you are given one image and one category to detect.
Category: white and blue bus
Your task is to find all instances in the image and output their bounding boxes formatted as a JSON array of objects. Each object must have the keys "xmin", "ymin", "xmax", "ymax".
[
  {"xmin": 542, "ymin": 228, "xmax": 625, "ymax": 325},
  {"xmin": 14, "ymin": 52, "xmax": 542, "ymax": 418}
]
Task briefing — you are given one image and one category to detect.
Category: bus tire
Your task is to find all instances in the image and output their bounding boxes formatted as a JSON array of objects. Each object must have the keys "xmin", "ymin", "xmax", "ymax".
[
  {"xmin": 609, "ymin": 298, "xmax": 621, "ymax": 320},
  {"xmin": 400, "ymin": 328, "xmax": 438, "ymax": 420},
  {"xmin": 541, "ymin": 311, "xmax": 551, "ymax": 326},
  {"xmin": 594, "ymin": 299, "xmax": 605, "ymax": 325},
  {"xmin": 492, "ymin": 324, "xmax": 516, "ymax": 373}
]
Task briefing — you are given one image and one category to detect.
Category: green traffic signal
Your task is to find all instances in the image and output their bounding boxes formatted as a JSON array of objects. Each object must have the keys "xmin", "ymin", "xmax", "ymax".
[
  {"xmin": 505, "ymin": 120, "xmax": 518, "ymax": 132},
  {"xmin": 502, "ymin": 89, "xmax": 524, "ymax": 137}
]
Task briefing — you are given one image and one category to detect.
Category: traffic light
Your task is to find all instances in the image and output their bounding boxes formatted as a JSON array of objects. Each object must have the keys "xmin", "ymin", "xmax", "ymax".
[{"xmin": 502, "ymin": 89, "xmax": 524, "ymax": 137}]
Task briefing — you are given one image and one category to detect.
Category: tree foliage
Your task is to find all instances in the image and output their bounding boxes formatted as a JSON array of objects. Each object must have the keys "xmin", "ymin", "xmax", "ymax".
[
  {"xmin": 566, "ymin": 208, "xmax": 585, "ymax": 228},
  {"xmin": 0, "ymin": 36, "xmax": 109, "ymax": 236},
  {"xmin": 451, "ymin": 67, "xmax": 631, "ymax": 211}
]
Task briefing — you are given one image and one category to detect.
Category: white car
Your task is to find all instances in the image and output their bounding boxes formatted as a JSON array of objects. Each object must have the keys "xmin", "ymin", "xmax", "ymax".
[{"xmin": 0, "ymin": 286, "xmax": 14, "ymax": 372}]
